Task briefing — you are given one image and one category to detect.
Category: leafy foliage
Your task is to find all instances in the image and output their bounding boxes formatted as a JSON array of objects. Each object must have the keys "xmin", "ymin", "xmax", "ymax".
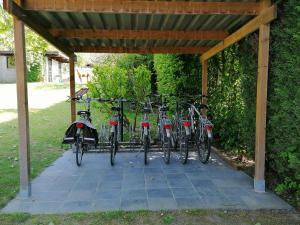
[
  {"xmin": 207, "ymin": 0, "xmax": 300, "ymax": 207},
  {"xmin": 88, "ymin": 64, "xmax": 127, "ymax": 99},
  {"xmin": 27, "ymin": 62, "xmax": 41, "ymax": 82},
  {"xmin": 267, "ymin": 0, "xmax": 300, "ymax": 205}
]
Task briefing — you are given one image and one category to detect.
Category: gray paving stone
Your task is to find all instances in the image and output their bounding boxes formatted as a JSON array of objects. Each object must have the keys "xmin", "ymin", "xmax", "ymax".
[
  {"xmin": 148, "ymin": 198, "xmax": 177, "ymax": 210},
  {"xmin": 30, "ymin": 191, "xmax": 69, "ymax": 202},
  {"xmin": 167, "ymin": 177, "xmax": 193, "ymax": 188},
  {"xmin": 67, "ymin": 190, "xmax": 96, "ymax": 201},
  {"xmin": 60, "ymin": 201, "xmax": 93, "ymax": 212},
  {"xmin": 94, "ymin": 188, "xmax": 121, "ymax": 200},
  {"xmin": 146, "ymin": 180, "xmax": 169, "ymax": 189},
  {"xmin": 98, "ymin": 179, "xmax": 122, "ymax": 189},
  {"xmin": 93, "ymin": 198, "xmax": 121, "ymax": 210},
  {"xmin": 121, "ymin": 199, "xmax": 148, "ymax": 210},
  {"xmin": 122, "ymin": 179, "xmax": 145, "ymax": 190},
  {"xmin": 175, "ymin": 197, "xmax": 204, "ymax": 209},
  {"xmin": 121, "ymin": 189, "xmax": 146, "ymax": 200},
  {"xmin": 147, "ymin": 188, "xmax": 173, "ymax": 198},
  {"xmin": 30, "ymin": 202, "xmax": 64, "ymax": 214},
  {"xmin": 190, "ymin": 179, "xmax": 215, "ymax": 188},
  {"xmin": 2, "ymin": 151, "xmax": 292, "ymax": 213},
  {"xmin": 171, "ymin": 188, "xmax": 199, "ymax": 198}
]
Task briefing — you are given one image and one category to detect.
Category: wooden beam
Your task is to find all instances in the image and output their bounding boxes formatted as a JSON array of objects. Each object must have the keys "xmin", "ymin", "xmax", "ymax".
[
  {"xmin": 69, "ymin": 58, "xmax": 76, "ymax": 122},
  {"xmin": 254, "ymin": 0, "xmax": 271, "ymax": 193},
  {"xmin": 4, "ymin": 0, "xmax": 75, "ymax": 59},
  {"xmin": 72, "ymin": 46, "xmax": 210, "ymax": 54},
  {"xmin": 23, "ymin": 0, "xmax": 260, "ymax": 15},
  {"xmin": 49, "ymin": 29, "xmax": 228, "ymax": 41},
  {"xmin": 13, "ymin": 16, "xmax": 31, "ymax": 197},
  {"xmin": 201, "ymin": 5, "xmax": 277, "ymax": 61},
  {"xmin": 201, "ymin": 59, "xmax": 208, "ymax": 115},
  {"xmin": 202, "ymin": 60, "xmax": 208, "ymax": 105}
]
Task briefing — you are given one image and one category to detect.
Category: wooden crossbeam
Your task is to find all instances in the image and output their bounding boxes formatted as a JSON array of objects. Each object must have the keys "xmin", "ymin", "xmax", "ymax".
[
  {"xmin": 23, "ymin": 0, "xmax": 260, "ymax": 15},
  {"xmin": 49, "ymin": 29, "xmax": 228, "ymax": 41},
  {"xmin": 72, "ymin": 46, "xmax": 211, "ymax": 54},
  {"xmin": 201, "ymin": 5, "xmax": 277, "ymax": 61},
  {"xmin": 3, "ymin": 0, "xmax": 75, "ymax": 59}
]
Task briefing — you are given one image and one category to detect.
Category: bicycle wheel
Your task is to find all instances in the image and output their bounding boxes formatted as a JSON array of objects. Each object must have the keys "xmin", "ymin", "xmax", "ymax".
[
  {"xmin": 110, "ymin": 129, "xmax": 118, "ymax": 166},
  {"xmin": 75, "ymin": 137, "xmax": 83, "ymax": 166},
  {"xmin": 144, "ymin": 134, "xmax": 149, "ymax": 165},
  {"xmin": 197, "ymin": 130, "xmax": 211, "ymax": 163},
  {"xmin": 163, "ymin": 136, "xmax": 171, "ymax": 164},
  {"xmin": 179, "ymin": 132, "xmax": 188, "ymax": 164}
]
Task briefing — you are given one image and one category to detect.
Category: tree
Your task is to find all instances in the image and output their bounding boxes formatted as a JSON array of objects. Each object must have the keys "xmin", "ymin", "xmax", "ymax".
[
  {"xmin": 1, "ymin": 4, "xmax": 49, "ymax": 81},
  {"xmin": 132, "ymin": 65, "xmax": 152, "ymax": 129}
]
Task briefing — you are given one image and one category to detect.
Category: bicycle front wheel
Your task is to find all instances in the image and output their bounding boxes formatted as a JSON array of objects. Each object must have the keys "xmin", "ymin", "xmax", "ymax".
[
  {"xmin": 163, "ymin": 136, "xmax": 171, "ymax": 164},
  {"xmin": 75, "ymin": 137, "xmax": 83, "ymax": 166},
  {"xmin": 197, "ymin": 130, "xmax": 211, "ymax": 164},
  {"xmin": 110, "ymin": 131, "xmax": 118, "ymax": 166},
  {"xmin": 179, "ymin": 134, "xmax": 188, "ymax": 164},
  {"xmin": 144, "ymin": 134, "xmax": 150, "ymax": 165}
]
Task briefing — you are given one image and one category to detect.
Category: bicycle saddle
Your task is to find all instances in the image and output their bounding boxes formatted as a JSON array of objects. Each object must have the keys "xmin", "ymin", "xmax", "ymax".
[
  {"xmin": 77, "ymin": 110, "xmax": 90, "ymax": 116},
  {"xmin": 159, "ymin": 106, "xmax": 169, "ymax": 112},
  {"xmin": 143, "ymin": 107, "xmax": 151, "ymax": 113},
  {"xmin": 111, "ymin": 106, "xmax": 121, "ymax": 111}
]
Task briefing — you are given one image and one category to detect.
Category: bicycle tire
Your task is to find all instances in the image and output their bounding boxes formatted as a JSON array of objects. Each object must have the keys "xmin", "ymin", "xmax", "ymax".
[
  {"xmin": 163, "ymin": 136, "xmax": 171, "ymax": 164},
  {"xmin": 197, "ymin": 130, "xmax": 211, "ymax": 164},
  {"xmin": 179, "ymin": 133, "xmax": 188, "ymax": 164},
  {"xmin": 75, "ymin": 137, "xmax": 83, "ymax": 167},
  {"xmin": 144, "ymin": 134, "xmax": 149, "ymax": 165},
  {"xmin": 110, "ymin": 129, "xmax": 118, "ymax": 166}
]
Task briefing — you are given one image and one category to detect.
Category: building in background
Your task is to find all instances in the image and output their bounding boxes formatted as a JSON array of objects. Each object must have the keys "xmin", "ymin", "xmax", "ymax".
[
  {"xmin": 0, "ymin": 51, "xmax": 16, "ymax": 83},
  {"xmin": 0, "ymin": 51, "xmax": 69, "ymax": 83},
  {"xmin": 44, "ymin": 51, "xmax": 69, "ymax": 83}
]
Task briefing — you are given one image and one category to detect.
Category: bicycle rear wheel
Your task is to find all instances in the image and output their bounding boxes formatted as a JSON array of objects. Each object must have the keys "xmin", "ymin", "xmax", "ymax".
[
  {"xmin": 163, "ymin": 136, "xmax": 171, "ymax": 164},
  {"xmin": 179, "ymin": 133, "xmax": 188, "ymax": 164},
  {"xmin": 197, "ymin": 130, "xmax": 211, "ymax": 164},
  {"xmin": 75, "ymin": 137, "xmax": 83, "ymax": 166}
]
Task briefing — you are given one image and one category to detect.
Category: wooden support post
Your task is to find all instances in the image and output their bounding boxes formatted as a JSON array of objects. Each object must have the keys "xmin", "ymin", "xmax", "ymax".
[
  {"xmin": 201, "ymin": 59, "xmax": 208, "ymax": 113},
  {"xmin": 13, "ymin": 17, "xmax": 31, "ymax": 197},
  {"xmin": 69, "ymin": 58, "xmax": 76, "ymax": 122},
  {"xmin": 254, "ymin": 0, "xmax": 271, "ymax": 193}
]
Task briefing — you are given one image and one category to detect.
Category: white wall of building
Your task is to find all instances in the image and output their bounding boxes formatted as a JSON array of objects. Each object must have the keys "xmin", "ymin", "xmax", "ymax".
[{"xmin": 0, "ymin": 55, "xmax": 16, "ymax": 83}]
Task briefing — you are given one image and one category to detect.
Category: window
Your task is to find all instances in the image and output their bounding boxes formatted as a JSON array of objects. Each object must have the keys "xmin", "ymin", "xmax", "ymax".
[{"xmin": 7, "ymin": 56, "xmax": 15, "ymax": 69}]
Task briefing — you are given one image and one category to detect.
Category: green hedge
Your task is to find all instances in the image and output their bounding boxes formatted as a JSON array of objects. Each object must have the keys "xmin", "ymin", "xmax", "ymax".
[{"xmin": 207, "ymin": 0, "xmax": 300, "ymax": 207}]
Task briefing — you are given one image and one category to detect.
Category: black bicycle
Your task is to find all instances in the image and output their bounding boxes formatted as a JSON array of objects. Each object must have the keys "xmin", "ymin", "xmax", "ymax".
[{"xmin": 63, "ymin": 96, "xmax": 99, "ymax": 166}]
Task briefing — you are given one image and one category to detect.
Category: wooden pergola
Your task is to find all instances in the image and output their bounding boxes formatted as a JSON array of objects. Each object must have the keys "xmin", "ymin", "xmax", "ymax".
[{"xmin": 3, "ymin": 0, "xmax": 277, "ymax": 197}]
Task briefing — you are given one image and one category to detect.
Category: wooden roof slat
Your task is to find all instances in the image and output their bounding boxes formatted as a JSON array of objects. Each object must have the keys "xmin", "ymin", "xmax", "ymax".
[
  {"xmin": 49, "ymin": 29, "xmax": 229, "ymax": 41},
  {"xmin": 23, "ymin": 0, "xmax": 260, "ymax": 15},
  {"xmin": 201, "ymin": 5, "xmax": 277, "ymax": 61},
  {"xmin": 72, "ymin": 46, "xmax": 211, "ymax": 54}
]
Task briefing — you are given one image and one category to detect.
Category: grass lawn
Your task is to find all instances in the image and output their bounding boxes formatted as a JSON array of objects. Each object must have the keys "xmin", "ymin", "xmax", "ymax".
[
  {"xmin": 1, "ymin": 209, "xmax": 299, "ymax": 225},
  {"xmin": 0, "ymin": 101, "xmax": 71, "ymax": 208}
]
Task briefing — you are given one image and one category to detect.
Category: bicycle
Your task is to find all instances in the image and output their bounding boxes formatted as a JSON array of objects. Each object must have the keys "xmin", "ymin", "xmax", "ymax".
[
  {"xmin": 188, "ymin": 96, "xmax": 214, "ymax": 163},
  {"xmin": 63, "ymin": 96, "xmax": 99, "ymax": 166},
  {"xmin": 156, "ymin": 95, "xmax": 174, "ymax": 164},
  {"xmin": 173, "ymin": 99, "xmax": 192, "ymax": 164},
  {"xmin": 140, "ymin": 97, "xmax": 154, "ymax": 165},
  {"xmin": 107, "ymin": 98, "xmax": 133, "ymax": 166}
]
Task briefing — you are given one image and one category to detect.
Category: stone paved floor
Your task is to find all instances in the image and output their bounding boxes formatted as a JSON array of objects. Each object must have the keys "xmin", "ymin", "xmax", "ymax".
[{"xmin": 2, "ymin": 150, "xmax": 292, "ymax": 214}]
